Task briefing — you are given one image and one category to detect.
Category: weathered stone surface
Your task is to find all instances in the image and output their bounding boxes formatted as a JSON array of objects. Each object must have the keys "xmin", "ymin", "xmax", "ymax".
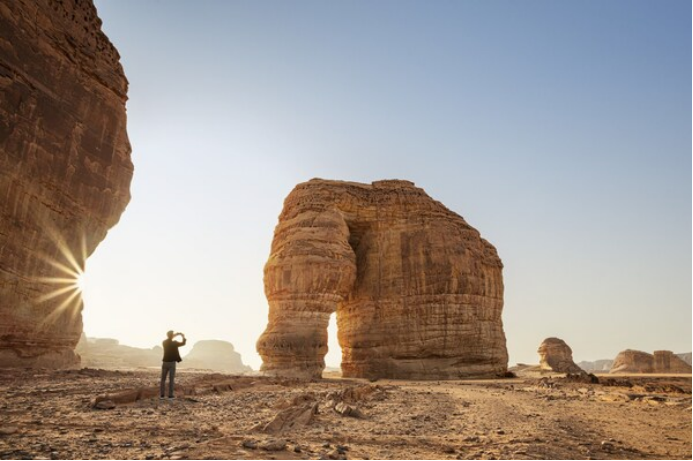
[
  {"xmin": 537, "ymin": 337, "xmax": 584, "ymax": 374},
  {"xmin": 183, "ymin": 340, "xmax": 252, "ymax": 373},
  {"xmin": 0, "ymin": 0, "xmax": 132, "ymax": 367},
  {"xmin": 257, "ymin": 179, "xmax": 506, "ymax": 379},
  {"xmin": 611, "ymin": 349, "xmax": 692, "ymax": 374},
  {"xmin": 653, "ymin": 350, "xmax": 692, "ymax": 374},
  {"xmin": 610, "ymin": 350, "xmax": 654, "ymax": 373}
]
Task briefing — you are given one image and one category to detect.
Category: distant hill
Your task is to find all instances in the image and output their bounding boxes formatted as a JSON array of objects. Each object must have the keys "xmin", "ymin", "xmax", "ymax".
[
  {"xmin": 676, "ymin": 352, "xmax": 692, "ymax": 366},
  {"xmin": 183, "ymin": 340, "xmax": 251, "ymax": 373},
  {"xmin": 76, "ymin": 334, "xmax": 252, "ymax": 373},
  {"xmin": 76, "ymin": 334, "xmax": 161, "ymax": 369},
  {"xmin": 577, "ymin": 359, "xmax": 614, "ymax": 372}
]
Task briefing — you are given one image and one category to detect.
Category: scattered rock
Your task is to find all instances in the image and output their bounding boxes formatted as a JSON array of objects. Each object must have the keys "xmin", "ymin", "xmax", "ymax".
[
  {"xmin": 600, "ymin": 441, "xmax": 615, "ymax": 453},
  {"xmin": 242, "ymin": 440, "xmax": 258, "ymax": 449},
  {"xmin": 93, "ymin": 400, "xmax": 116, "ymax": 410},
  {"xmin": 261, "ymin": 402, "xmax": 318, "ymax": 433},
  {"xmin": 334, "ymin": 402, "xmax": 364, "ymax": 418},
  {"xmin": 260, "ymin": 439, "xmax": 287, "ymax": 451}
]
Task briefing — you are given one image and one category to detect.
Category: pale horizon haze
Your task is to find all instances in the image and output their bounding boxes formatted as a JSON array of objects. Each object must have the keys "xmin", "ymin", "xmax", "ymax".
[{"xmin": 82, "ymin": 0, "xmax": 692, "ymax": 369}]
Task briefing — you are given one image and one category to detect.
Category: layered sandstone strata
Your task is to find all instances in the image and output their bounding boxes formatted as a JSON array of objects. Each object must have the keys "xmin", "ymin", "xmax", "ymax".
[
  {"xmin": 610, "ymin": 349, "xmax": 692, "ymax": 374},
  {"xmin": 610, "ymin": 350, "xmax": 654, "ymax": 373},
  {"xmin": 0, "ymin": 0, "xmax": 132, "ymax": 367},
  {"xmin": 537, "ymin": 337, "xmax": 584, "ymax": 374},
  {"xmin": 653, "ymin": 350, "xmax": 691, "ymax": 373},
  {"xmin": 257, "ymin": 179, "xmax": 507, "ymax": 379}
]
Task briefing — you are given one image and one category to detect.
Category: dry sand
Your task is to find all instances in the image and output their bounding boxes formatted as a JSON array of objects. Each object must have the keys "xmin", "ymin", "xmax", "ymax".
[{"xmin": 0, "ymin": 368, "xmax": 689, "ymax": 460}]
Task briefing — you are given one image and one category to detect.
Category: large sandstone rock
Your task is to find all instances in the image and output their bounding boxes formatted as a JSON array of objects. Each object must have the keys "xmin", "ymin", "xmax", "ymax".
[
  {"xmin": 611, "ymin": 349, "xmax": 692, "ymax": 374},
  {"xmin": 653, "ymin": 350, "xmax": 691, "ymax": 373},
  {"xmin": 0, "ymin": 0, "xmax": 132, "ymax": 367},
  {"xmin": 183, "ymin": 340, "xmax": 252, "ymax": 373},
  {"xmin": 610, "ymin": 350, "xmax": 654, "ymax": 373},
  {"xmin": 537, "ymin": 337, "xmax": 584, "ymax": 374},
  {"xmin": 257, "ymin": 179, "xmax": 507, "ymax": 379}
]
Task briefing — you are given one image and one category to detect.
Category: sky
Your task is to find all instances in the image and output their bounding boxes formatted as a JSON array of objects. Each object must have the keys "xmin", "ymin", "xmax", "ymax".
[{"xmin": 84, "ymin": 0, "xmax": 691, "ymax": 369}]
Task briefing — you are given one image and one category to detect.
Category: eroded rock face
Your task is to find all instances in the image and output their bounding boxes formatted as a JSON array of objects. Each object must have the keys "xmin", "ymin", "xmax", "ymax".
[
  {"xmin": 653, "ymin": 350, "xmax": 691, "ymax": 374},
  {"xmin": 183, "ymin": 340, "xmax": 252, "ymax": 373},
  {"xmin": 537, "ymin": 337, "xmax": 584, "ymax": 374},
  {"xmin": 257, "ymin": 179, "xmax": 507, "ymax": 379},
  {"xmin": 610, "ymin": 350, "xmax": 654, "ymax": 373},
  {"xmin": 610, "ymin": 349, "xmax": 692, "ymax": 374},
  {"xmin": 0, "ymin": 0, "xmax": 132, "ymax": 367}
]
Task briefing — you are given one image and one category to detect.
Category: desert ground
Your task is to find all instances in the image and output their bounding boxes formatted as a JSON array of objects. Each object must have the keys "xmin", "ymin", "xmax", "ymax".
[{"xmin": 0, "ymin": 368, "xmax": 690, "ymax": 460}]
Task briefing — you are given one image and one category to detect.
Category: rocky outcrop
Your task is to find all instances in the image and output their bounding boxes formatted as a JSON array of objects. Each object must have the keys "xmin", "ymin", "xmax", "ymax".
[
  {"xmin": 537, "ymin": 338, "xmax": 584, "ymax": 374},
  {"xmin": 611, "ymin": 350, "xmax": 654, "ymax": 373},
  {"xmin": 183, "ymin": 340, "xmax": 251, "ymax": 373},
  {"xmin": 0, "ymin": 0, "xmax": 132, "ymax": 367},
  {"xmin": 257, "ymin": 179, "xmax": 507, "ymax": 380},
  {"xmin": 611, "ymin": 349, "xmax": 692, "ymax": 374},
  {"xmin": 653, "ymin": 350, "xmax": 692, "ymax": 373}
]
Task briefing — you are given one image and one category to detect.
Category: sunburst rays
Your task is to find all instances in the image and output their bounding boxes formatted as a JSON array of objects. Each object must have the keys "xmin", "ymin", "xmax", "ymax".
[{"xmin": 32, "ymin": 222, "xmax": 88, "ymax": 331}]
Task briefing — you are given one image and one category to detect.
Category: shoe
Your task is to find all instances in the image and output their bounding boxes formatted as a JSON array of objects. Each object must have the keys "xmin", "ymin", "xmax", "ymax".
[
  {"xmin": 168, "ymin": 396, "xmax": 175, "ymax": 400},
  {"xmin": 159, "ymin": 396, "xmax": 165, "ymax": 400}
]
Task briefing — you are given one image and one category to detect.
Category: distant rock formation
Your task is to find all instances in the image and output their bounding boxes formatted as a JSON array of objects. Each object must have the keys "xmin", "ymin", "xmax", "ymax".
[
  {"xmin": 610, "ymin": 349, "xmax": 692, "ymax": 374},
  {"xmin": 183, "ymin": 340, "xmax": 251, "ymax": 373},
  {"xmin": 257, "ymin": 179, "xmax": 507, "ymax": 380},
  {"xmin": 611, "ymin": 350, "xmax": 654, "ymax": 373},
  {"xmin": 577, "ymin": 359, "xmax": 614, "ymax": 373},
  {"xmin": 76, "ymin": 336, "xmax": 161, "ymax": 369},
  {"xmin": 537, "ymin": 338, "xmax": 584, "ymax": 374},
  {"xmin": 653, "ymin": 350, "xmax": 692, "ymax": 373},
  {"xmin": 0, "ymin": 0, "xmax": 132, "ymax": 367},
  {"xmin": 76, "ymin": 336, "xmax": 252, "ymax": 372},
  {"xmin": 676, "ymin": 352, "xmax": 692, "ymax": 366}
]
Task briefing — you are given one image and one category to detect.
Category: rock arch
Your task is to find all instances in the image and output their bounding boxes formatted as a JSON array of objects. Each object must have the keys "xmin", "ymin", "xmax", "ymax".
[{"xmin": 257, "ymin": 179, "xmax": 507, "ymax": 379}]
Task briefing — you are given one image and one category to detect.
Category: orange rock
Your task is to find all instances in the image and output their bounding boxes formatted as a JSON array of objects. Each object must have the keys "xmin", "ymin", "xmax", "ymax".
[
  {"xmin": 0, "ymin": 0, "xmax": 132, "ymax": 367},
  {"xmin": 257, "ymin": 179, "xmax": 507, "ymax": 379},
  {"xmin": 611, "ymin": 349, "xmax": 692, "ymax": 374}
]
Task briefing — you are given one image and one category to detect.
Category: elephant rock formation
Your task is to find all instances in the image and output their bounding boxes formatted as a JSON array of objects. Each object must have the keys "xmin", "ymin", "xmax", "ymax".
[
  {"xmin": 537, "ymin": 337, "xmax": 584, "ymax": 374},
  {"xmin": 257, "ymin": 179, "xmax": 507, "ymax": 379}
]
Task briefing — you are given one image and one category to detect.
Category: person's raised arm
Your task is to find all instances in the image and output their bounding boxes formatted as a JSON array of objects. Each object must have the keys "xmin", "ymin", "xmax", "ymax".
[{"xmin": 177, "ymin": 333, "xmax": 187, "ymax": 346}]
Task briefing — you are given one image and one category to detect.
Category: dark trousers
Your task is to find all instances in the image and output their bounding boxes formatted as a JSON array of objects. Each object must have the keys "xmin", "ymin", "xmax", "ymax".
[{"xmin": 160, "ymin": 361, "xmax": 177, "ymax": 397}]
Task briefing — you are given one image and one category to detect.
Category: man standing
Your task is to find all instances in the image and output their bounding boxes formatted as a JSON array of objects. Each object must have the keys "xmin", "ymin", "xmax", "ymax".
[{"xmin": 160, "ymin": 330, "xmax": 186, "ymax": 400}]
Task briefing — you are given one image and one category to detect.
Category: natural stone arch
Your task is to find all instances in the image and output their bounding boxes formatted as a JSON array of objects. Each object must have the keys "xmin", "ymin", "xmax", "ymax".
[{"xmin": 257, "ymin": 179, "xmax": 507, "ymax": 380}]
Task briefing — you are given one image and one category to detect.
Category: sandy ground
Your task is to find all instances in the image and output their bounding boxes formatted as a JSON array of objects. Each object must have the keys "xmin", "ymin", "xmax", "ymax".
[{"xmin": 0, "ymin": 368, "xmax": 690, "ymax": 460}]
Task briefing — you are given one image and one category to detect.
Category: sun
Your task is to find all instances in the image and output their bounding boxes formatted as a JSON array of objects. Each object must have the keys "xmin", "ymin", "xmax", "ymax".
[
  {"xmin": 30, "ymin": 223, "xmax": 89, "ymax": 329},
  {"xmin": 75, "ymin": 271, "xmax": 87, "ymax": 293}
]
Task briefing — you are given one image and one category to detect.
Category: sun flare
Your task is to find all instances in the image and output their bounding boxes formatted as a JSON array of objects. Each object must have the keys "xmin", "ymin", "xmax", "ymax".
[{"xmin": 31, "ymin": 224, "xmax": 89, "ymax": 329}]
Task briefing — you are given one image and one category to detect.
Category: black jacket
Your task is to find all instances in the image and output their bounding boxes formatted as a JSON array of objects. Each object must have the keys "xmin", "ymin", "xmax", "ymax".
[{"xmin": 162, "ymin": 338, "xmax": 186, "ymax": 362}]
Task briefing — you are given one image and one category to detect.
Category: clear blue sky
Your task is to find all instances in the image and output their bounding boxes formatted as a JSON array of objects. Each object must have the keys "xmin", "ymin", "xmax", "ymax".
[{"xmin": 85, "ymin": 0, "xmax": 691, "ymax": 368}]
